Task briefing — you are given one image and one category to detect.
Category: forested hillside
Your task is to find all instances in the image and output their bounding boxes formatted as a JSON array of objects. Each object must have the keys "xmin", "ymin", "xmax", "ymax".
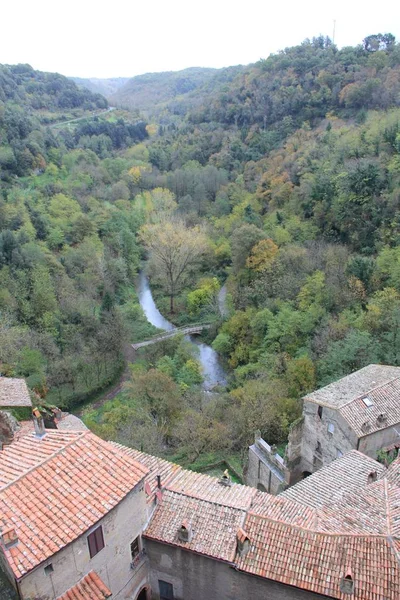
[
  {"xmin": 2, "ymin": 35, "xmax": 400, "ymax": 468},
  {"xmin": 71, "ymin": 77, "xmax": 130, "ymax": 98},
  {"xmin": 109, "ymin": 67, "xmax": 223, "ymax": 115},
  {"xmin": 0, "ymin": 64, "xmax": 152, "ymax": 408}
]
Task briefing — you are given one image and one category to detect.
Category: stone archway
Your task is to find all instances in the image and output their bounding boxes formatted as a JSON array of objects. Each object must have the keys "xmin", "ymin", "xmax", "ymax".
[{"xmin": 136, "ymin": 585, "xmax": 151, "ymax": 600}]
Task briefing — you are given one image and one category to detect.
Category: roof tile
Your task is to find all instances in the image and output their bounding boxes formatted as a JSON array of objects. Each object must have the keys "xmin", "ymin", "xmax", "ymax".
[
  {"xmin": 0, "ymin": 432, "xmax": 148, "ymax": 578},
  {"xmin": 56, "ymin": 570, "xmax": 111, "ymax": 600}
]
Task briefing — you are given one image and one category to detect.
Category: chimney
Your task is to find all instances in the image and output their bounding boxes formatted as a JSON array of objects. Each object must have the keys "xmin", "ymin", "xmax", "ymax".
[
  {"xmin": 219, "ymin": 469, "xmax": 232, "ymax": 487},
  {"xmin": 340, "ymin": 570, "xmax": 355, "ymax": 595},
  {"xmin": 237, "ymin": 528, "xmax": 250, "ymax": 557},
  {"xmin": 1, "ymin": 527, "xmax": 18, "ymax": 549},
  {"xmin": 177, "ymin": 519, "xmax": 193, "ymax": 543},
  {"xmin": 376, "ymin": 413, "xmax": 387, "ymax": 427},
  {"xmin": 361, "ymin": 421, "xmax": 371, "ymax": 434},
  {"xmin": 367, "ymin": 471, "xmax": 377, "ymax": 484},
  {"xmin": 157, "ymin": 474, "xmax": 162, "ymax": 489},
  {"xmin": 33, "ymin": 409, "xmax": 46, "ymax": 438}
]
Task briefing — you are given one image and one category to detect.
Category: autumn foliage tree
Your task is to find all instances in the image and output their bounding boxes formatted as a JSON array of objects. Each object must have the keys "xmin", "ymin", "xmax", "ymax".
[{"xmin": 140, "ymin": 218, "xmax": 208, "ymax": 312}]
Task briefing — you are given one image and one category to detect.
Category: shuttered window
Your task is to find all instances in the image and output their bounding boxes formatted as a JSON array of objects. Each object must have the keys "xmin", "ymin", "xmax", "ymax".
[{"xmin": 87, "ymin": 526, "xmax": 105, "ymax": 558}]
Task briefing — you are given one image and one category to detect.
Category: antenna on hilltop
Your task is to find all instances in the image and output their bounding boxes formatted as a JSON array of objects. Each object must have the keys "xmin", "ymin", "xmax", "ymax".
[{"xmin": 333, "ymin": 20, "xmax": 336, "ymax": 45}]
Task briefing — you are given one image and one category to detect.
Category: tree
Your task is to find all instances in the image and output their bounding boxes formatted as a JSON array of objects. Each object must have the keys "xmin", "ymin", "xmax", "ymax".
[
  {"xmin": 246, "ymin": 238, "xmax": 279, "ymax": 272},
  {"xmin": 140, "ymin": 218, "xmax": 207, "ymax": 312}
]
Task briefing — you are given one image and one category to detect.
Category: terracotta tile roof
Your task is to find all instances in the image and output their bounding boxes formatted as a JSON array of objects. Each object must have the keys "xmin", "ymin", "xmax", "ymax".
[
  {"xmin": 136, "ymin": 443, "xmax": 400, "ymax": 599},
  {"xmin": 304, "ymin": 364, "xmax": 400, "ymax": 408},
  {"xmin": 0, "ymin": 431, "xmax": 148, "ymax": 579},
  {"xmin": 57, "ymin": 570, "xmax": 111, "ymax": 600},
  {"xmin": 385, "ymin": 456, "xmax": 400, "ymax": 487},
  {"xmin": 236, "ymin": 517, "xmax": 400, "ymax": 599},
  {"xmin": 281, "ymin": 450, "xmax": 386, "ymax": 509},
  {"xmin": 339, "ymin": 377, "xmax": 400, "ymax": 437},
  {"xmin": 166, "ymin": 469, "xmax": 257, "ymax": 510},
  {"xmin": 109, "ymin": 443, "xmax": 181, "ymax": 502},
  {"xmin": 250, "ymin": 491, "xmax": 315, "ymax": 528},
  {"xmin": 144, "ymin": 489, "xmax": 246, "ymax": 562},
  {"xmin": 0, "ymin": 431, "xmax": 84, "ymax": 487},
  {"xmin": 0, "ymin": 378, "xmax": 32, "ymax": 407},
  {"xmin": 317, "ymin": 479, "xmax": 392, "ymax": 535}
]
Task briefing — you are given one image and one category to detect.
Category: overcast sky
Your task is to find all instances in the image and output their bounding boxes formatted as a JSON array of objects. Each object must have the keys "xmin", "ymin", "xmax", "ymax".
[{"xmin": 2, "ymin": 0, "xmax": 400, "ymax": 78}]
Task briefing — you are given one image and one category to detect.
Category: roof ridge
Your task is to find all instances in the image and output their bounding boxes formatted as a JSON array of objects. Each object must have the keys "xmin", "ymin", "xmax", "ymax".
[
  {"xmin": 384, "ymin": 477, "xmax": 393, "ymax": 537},
  {"xmin": 0, "ymin": 430, "xmax": 88, "ymax": 493},
  {"xmin": 163, "ymin": 485, "xmax": 250, "ymax": 511},
  {"xmin": 246, "ymin": 510, "xmax": 393, "ymax": 539}
]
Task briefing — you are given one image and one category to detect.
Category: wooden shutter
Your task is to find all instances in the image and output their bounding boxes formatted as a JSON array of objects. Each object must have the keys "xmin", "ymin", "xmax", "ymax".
[{"xmin": 88, "ymin": 526, "xmax": 105, "ymax": 558}]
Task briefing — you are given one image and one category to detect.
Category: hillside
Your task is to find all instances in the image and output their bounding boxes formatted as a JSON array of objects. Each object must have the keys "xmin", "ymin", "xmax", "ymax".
[
  {"xmin": 109, "ymin": 66, "xmax": 220, "ymax": 114},
  {"xmin": 2, "ymin": 35, "xmax": 400, "ymax": 465},
  {"xmin": 71, "ymin": 76, "xmax": 130, "ymax": 98}
]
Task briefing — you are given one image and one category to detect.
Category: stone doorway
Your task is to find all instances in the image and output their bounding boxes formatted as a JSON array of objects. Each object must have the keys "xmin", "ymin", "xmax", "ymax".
[{"xmin": 136, "ymin": 586, "xmax": 150, "ymax": 600}]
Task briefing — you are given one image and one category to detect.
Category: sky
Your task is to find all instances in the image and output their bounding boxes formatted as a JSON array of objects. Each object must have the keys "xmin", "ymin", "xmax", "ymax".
[{"xmin": 2, "ymin": 0, "xmax": 400, "ymax": 78}]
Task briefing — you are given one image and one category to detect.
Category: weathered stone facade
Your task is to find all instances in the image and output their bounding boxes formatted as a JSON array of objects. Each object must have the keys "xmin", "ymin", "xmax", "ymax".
[
  {"xmin": 246, "ymin": 431, "xmax": 290, "ymax": 492},
  {"xmin": 17, "ymin": 484, "xmax": 148, "ymax": 600},
  {"xmin": 146, "ymin": 540, "xmax": 326, "ymax": 600},
  {"xmin": 247, "ymin": 365, "xmax": 400, "ymax": 489},
  {"xmin": 0, "ymin": 411, "xmax": 20, "ymax": 448}
]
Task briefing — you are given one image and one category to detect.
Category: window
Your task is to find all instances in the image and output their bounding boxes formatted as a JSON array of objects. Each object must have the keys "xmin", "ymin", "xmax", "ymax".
[
  {"xmin": 327, "ymin": 422, "xmax": 335, "ymax": 435},
  {"xmin": 130, "ymin": 537, "xmax": 140, "ymax": 560},
  {"xmin": 362, "ymin": 396, "xmax": 373, "ymax": 407},
  {"xmin": 44, "ymin": 564, "xmax": 54, "ymax": 576},
  {"xmin": 159, "ymin": 580, "xmax": 174, "ymax": 600},
  {"xmin": 317, "ymin": 405, "xmax": 323, "ymax": 419},
  {"xmin": 87, "ymin": 526, "xmax": 105, "ymax": 558}
]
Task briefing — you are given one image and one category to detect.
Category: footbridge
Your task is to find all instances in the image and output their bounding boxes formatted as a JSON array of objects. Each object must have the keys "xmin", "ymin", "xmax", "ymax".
[{"xmin": 131, "ymin": 323, "xmax": 212, "ymax": 350}]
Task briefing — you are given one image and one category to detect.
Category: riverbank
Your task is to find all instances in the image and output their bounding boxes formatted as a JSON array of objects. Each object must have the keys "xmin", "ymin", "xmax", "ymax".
[{"xmin": 137, "ymin": 272, "xmax": 228, "ymax": 390}]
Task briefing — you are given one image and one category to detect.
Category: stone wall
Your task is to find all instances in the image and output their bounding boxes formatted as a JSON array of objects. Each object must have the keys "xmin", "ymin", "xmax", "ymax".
[
  {"xmin": 18, "ymin": 484, "xmax": 149, "ymax": 600},
  {"xmin": 145, "ymin": 539, "xmax": 326, "ymax": 600},
  {"xmin": 246, "ymin": 432, "xmax": 290, "ymax": 493},
  {"xmin": 0, "ymin": 411, "xmax": 19, "ymax": 447},
  {"xmin": 288, "ymin": 402, "xmax": 357, "ymax": 483},
  {"xmin": 358, "ymin": 426, "xmax": 400, "ymax": 459}
]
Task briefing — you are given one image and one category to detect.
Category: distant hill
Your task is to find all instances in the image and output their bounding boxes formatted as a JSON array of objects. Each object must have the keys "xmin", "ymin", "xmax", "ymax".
[
  {"xmin": 0, "ymin": 63, "xmax": 107, "ymax": 113},
  {"xmin": 109, "ymin": 67, "xmax": 219, "ymax": 114},
  {"xmin": 0, "ymin": 63, "xmax": 150, "ymax": 181},
  {"xmin": 70, "ymin": 77, "xmax": 130, "ymax": 98}
]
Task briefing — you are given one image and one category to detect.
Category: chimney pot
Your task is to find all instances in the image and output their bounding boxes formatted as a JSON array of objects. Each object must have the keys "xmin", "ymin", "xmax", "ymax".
[
  {"xmin": 237, "ymin": 528, "xmax": 250, "ymax": 557},
  {"xmin": 32, "ymin": 409, "xmax": 46, "ymax": 438},
  {"xmin": 1, "ymin": 527, "xmax": 18, "ymax": 549},
  {"xmin": 178, "ymin": 519, "xmax": 193, "ymax": 543},
  {"xmin": 219, "ymin": 469, "xmax": 232, "ymax": 487}
]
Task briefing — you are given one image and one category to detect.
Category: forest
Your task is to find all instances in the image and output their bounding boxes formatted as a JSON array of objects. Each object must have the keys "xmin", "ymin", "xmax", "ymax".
[{"xmin": 2, "ymin": 34, "xmax": 400, "ymax": 471}]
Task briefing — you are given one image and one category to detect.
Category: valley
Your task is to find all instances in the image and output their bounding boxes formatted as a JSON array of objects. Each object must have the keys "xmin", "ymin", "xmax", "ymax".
[{"xmin": 1, "ymin": 34, "xmax": 400, "ymax": 472}]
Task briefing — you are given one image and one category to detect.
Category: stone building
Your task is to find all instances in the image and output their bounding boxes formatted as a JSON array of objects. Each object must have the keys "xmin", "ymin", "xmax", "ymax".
[
  {"xmin": 247, "ymin": 364, "xmax": 400, "ymax": 490},
  {"xmin": 1, "ymin": 374, "xmax": 400, "ymax": 600},
  {"xmin": 0, "ymin": 426, "xmax": 149, "ymax": 600}
]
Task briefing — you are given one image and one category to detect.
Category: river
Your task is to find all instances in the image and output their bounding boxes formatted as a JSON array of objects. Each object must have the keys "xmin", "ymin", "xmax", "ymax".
[{"xmin": 137, "ymin": 272, "xmax": 227, "ymax": 391}]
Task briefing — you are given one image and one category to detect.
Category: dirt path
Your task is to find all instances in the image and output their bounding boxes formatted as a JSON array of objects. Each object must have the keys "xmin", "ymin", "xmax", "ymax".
[{"xmin": 75, "ymin": 344, "xmax": 134, "ymax": 415}]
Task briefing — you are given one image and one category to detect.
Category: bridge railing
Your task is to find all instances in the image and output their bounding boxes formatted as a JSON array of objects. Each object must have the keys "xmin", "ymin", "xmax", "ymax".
[{"xmin": 132, "ymin": 322, "xmax": 212, "ymax": 345}]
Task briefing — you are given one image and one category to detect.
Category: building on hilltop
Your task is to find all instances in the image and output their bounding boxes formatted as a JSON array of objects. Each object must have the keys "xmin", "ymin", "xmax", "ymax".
[{"xmin": 247, "ymin": 364, "xmax": 400, "ymax": 492}]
